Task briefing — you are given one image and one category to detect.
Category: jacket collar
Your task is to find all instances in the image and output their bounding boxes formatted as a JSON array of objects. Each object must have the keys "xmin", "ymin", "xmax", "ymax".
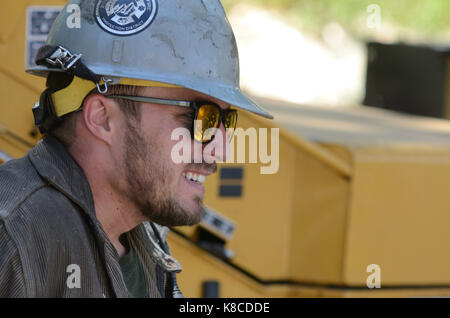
[{"xmin": 28, "ymin": 135, "xmax": 97, "ymax": 221}]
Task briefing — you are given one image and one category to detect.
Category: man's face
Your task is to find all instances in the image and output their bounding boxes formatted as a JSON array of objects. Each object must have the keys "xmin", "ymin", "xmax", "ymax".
[{"xmin": 112, "ymin": 86, "xmax": 229, "ymax": 227}]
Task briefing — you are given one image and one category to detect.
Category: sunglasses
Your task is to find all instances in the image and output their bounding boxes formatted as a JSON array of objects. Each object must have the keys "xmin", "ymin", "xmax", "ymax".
[{"xmin": 107, "ymin": 95, "xmax": 238, "ymax": 144}]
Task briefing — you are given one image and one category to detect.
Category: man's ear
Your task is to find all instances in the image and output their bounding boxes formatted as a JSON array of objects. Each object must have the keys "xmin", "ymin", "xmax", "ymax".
[{"xmin": 81, "ymin": 94, "xmax": 122, "ymax": 145}]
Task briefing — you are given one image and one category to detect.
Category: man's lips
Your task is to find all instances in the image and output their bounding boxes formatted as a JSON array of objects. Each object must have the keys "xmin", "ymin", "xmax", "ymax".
[
  {"xmin": 182, "ymin": 170, "xmax": 211, "ymax": 184},
  {"xmin": 182, "ymin": 163, "xmax": 217, "ymax": 182}
]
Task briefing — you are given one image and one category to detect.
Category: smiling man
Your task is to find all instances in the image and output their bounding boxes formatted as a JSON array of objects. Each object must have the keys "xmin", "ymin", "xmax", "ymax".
[{"xmin": 0, "ymin": 0, "xmax": 272, "ymax": 298}]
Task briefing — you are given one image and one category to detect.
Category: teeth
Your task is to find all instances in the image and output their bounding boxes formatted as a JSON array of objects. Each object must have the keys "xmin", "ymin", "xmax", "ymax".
[{"xmin": 183, "ymin": 172, "xmax": 206, "ymax": 184}]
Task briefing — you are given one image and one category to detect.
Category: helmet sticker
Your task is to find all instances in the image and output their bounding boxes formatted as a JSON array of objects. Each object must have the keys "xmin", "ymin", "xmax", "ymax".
[{"xmin": 94, "ymin": 0, "xmax": 158, "ymax": 36}]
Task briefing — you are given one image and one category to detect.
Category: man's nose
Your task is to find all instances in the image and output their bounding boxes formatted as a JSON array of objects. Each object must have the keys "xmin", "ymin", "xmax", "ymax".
[{"xmin": 204, "ymin": 122, "xmax": 230, "ymax": 163}]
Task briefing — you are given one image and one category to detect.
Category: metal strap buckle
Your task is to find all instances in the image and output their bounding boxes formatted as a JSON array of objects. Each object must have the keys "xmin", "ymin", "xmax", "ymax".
[
  {"xmin": 45, "ymin": 46, "xmax": 82, "ymax": 71},
  {"xmin": 96, "ymin": 77, "xmax": 114, "ymax": 94}
]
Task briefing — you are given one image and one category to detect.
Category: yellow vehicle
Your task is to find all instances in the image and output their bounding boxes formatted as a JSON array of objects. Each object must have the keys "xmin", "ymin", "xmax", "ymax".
[{"xmin": 2, "ymin": 2, "xmax": 450, "ymax": 298}]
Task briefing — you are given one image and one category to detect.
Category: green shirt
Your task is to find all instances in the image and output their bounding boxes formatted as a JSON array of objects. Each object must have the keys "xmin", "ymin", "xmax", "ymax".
[{"xmin": 119, "ymin": 247, "xmax": 149, "ymax": 298}]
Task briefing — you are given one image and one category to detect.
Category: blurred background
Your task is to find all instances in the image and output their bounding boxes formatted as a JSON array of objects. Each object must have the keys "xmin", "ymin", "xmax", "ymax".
[
  {"xmin": 1, "ymin": 1, "xmax": 450, "ymax": 298},
  {"xmin": 223, "ymin": 0, "xmax": 450, "ymax": 107}
]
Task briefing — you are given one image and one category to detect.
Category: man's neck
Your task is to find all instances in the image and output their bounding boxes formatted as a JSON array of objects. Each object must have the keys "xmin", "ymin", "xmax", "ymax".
[
  {"xmin": 70, "ymin": 145, "xmax": 145, "ymax": 258},
  {"xmin": 92, "ymin": 184, "xmax": 146, "ymax": 257}
]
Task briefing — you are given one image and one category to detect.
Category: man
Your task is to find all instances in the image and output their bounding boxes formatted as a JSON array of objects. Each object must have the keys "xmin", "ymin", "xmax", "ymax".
[{"xmin": 0, "ymin": 0, "xmax": 272, "ymax": 297}]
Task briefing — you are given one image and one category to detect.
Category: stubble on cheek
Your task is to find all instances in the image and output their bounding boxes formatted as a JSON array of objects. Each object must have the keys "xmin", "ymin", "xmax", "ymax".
[{"xmin": 121, "ymin": 118, "xmax": 205, "ymax": 226}]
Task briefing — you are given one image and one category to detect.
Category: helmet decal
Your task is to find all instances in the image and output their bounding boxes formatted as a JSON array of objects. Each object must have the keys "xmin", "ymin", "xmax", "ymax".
[{"xmin": 94, "ymin": 0, "xmax": 158, "ymax": 36}]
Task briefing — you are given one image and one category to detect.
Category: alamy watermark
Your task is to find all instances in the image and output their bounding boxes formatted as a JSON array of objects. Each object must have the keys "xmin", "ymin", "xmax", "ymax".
[
  {"xmin": 367, "ymin": 4, "xmax": 382, "ymax": 30},
  {"xmin": 366, "ymin": 264, "xmax": 381, "ymax": 289},
  {"xmin": 171, "ymin": 124, "xmax": 280, "ymax": 175},
  {"xmin": 66, "ymin": 4, "xmax": 81, "ymax": 29},
  {"xmin": 66, "ymin": 264, "xmax": 81, "ymax": 289}
]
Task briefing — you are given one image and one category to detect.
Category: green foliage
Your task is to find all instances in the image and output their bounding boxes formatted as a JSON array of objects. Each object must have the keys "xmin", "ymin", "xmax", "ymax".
[{"xmin": 223, "ymin": 0, "xmax": 450, "ymax": 40}]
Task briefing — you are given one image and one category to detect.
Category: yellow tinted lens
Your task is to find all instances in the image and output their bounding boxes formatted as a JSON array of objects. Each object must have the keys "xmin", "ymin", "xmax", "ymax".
[
  {"xmin": 225, "ymin": 111, "xmax": 238, "ymax": 141},
  {"xmin": 194, "ymin": 105, "xmax": 220, "ymax": 142}
]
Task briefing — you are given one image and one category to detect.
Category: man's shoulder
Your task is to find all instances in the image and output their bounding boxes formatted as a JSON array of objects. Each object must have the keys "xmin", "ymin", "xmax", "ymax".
[
  {"xmin": 0, "ymin": 154, "xmax": 46, "ymax": 220},
  {"xmin": 0, "ymin": 155, "xmax": 91, "ymax": 257},
  {"xmin": 0, "ymin": 155, "xmax": 83, "ymax": 227}
]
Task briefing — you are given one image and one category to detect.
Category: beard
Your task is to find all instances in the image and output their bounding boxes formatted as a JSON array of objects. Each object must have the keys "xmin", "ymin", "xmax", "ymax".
[{"xmin": 121, "ymin": 119, "xmax": 214, "ymax": 227}]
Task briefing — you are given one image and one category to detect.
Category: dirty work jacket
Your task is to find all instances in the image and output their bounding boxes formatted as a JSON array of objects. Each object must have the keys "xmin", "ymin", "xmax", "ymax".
[{"xmin": 0, "ymin": 136, "xmax": 183, "ymax": 298}]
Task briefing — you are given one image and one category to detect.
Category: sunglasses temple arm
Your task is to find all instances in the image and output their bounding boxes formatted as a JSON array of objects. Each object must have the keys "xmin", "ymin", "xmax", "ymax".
[{"xmin": 108, "ymin": 95, "xmax": 192, "ymax": 108}]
